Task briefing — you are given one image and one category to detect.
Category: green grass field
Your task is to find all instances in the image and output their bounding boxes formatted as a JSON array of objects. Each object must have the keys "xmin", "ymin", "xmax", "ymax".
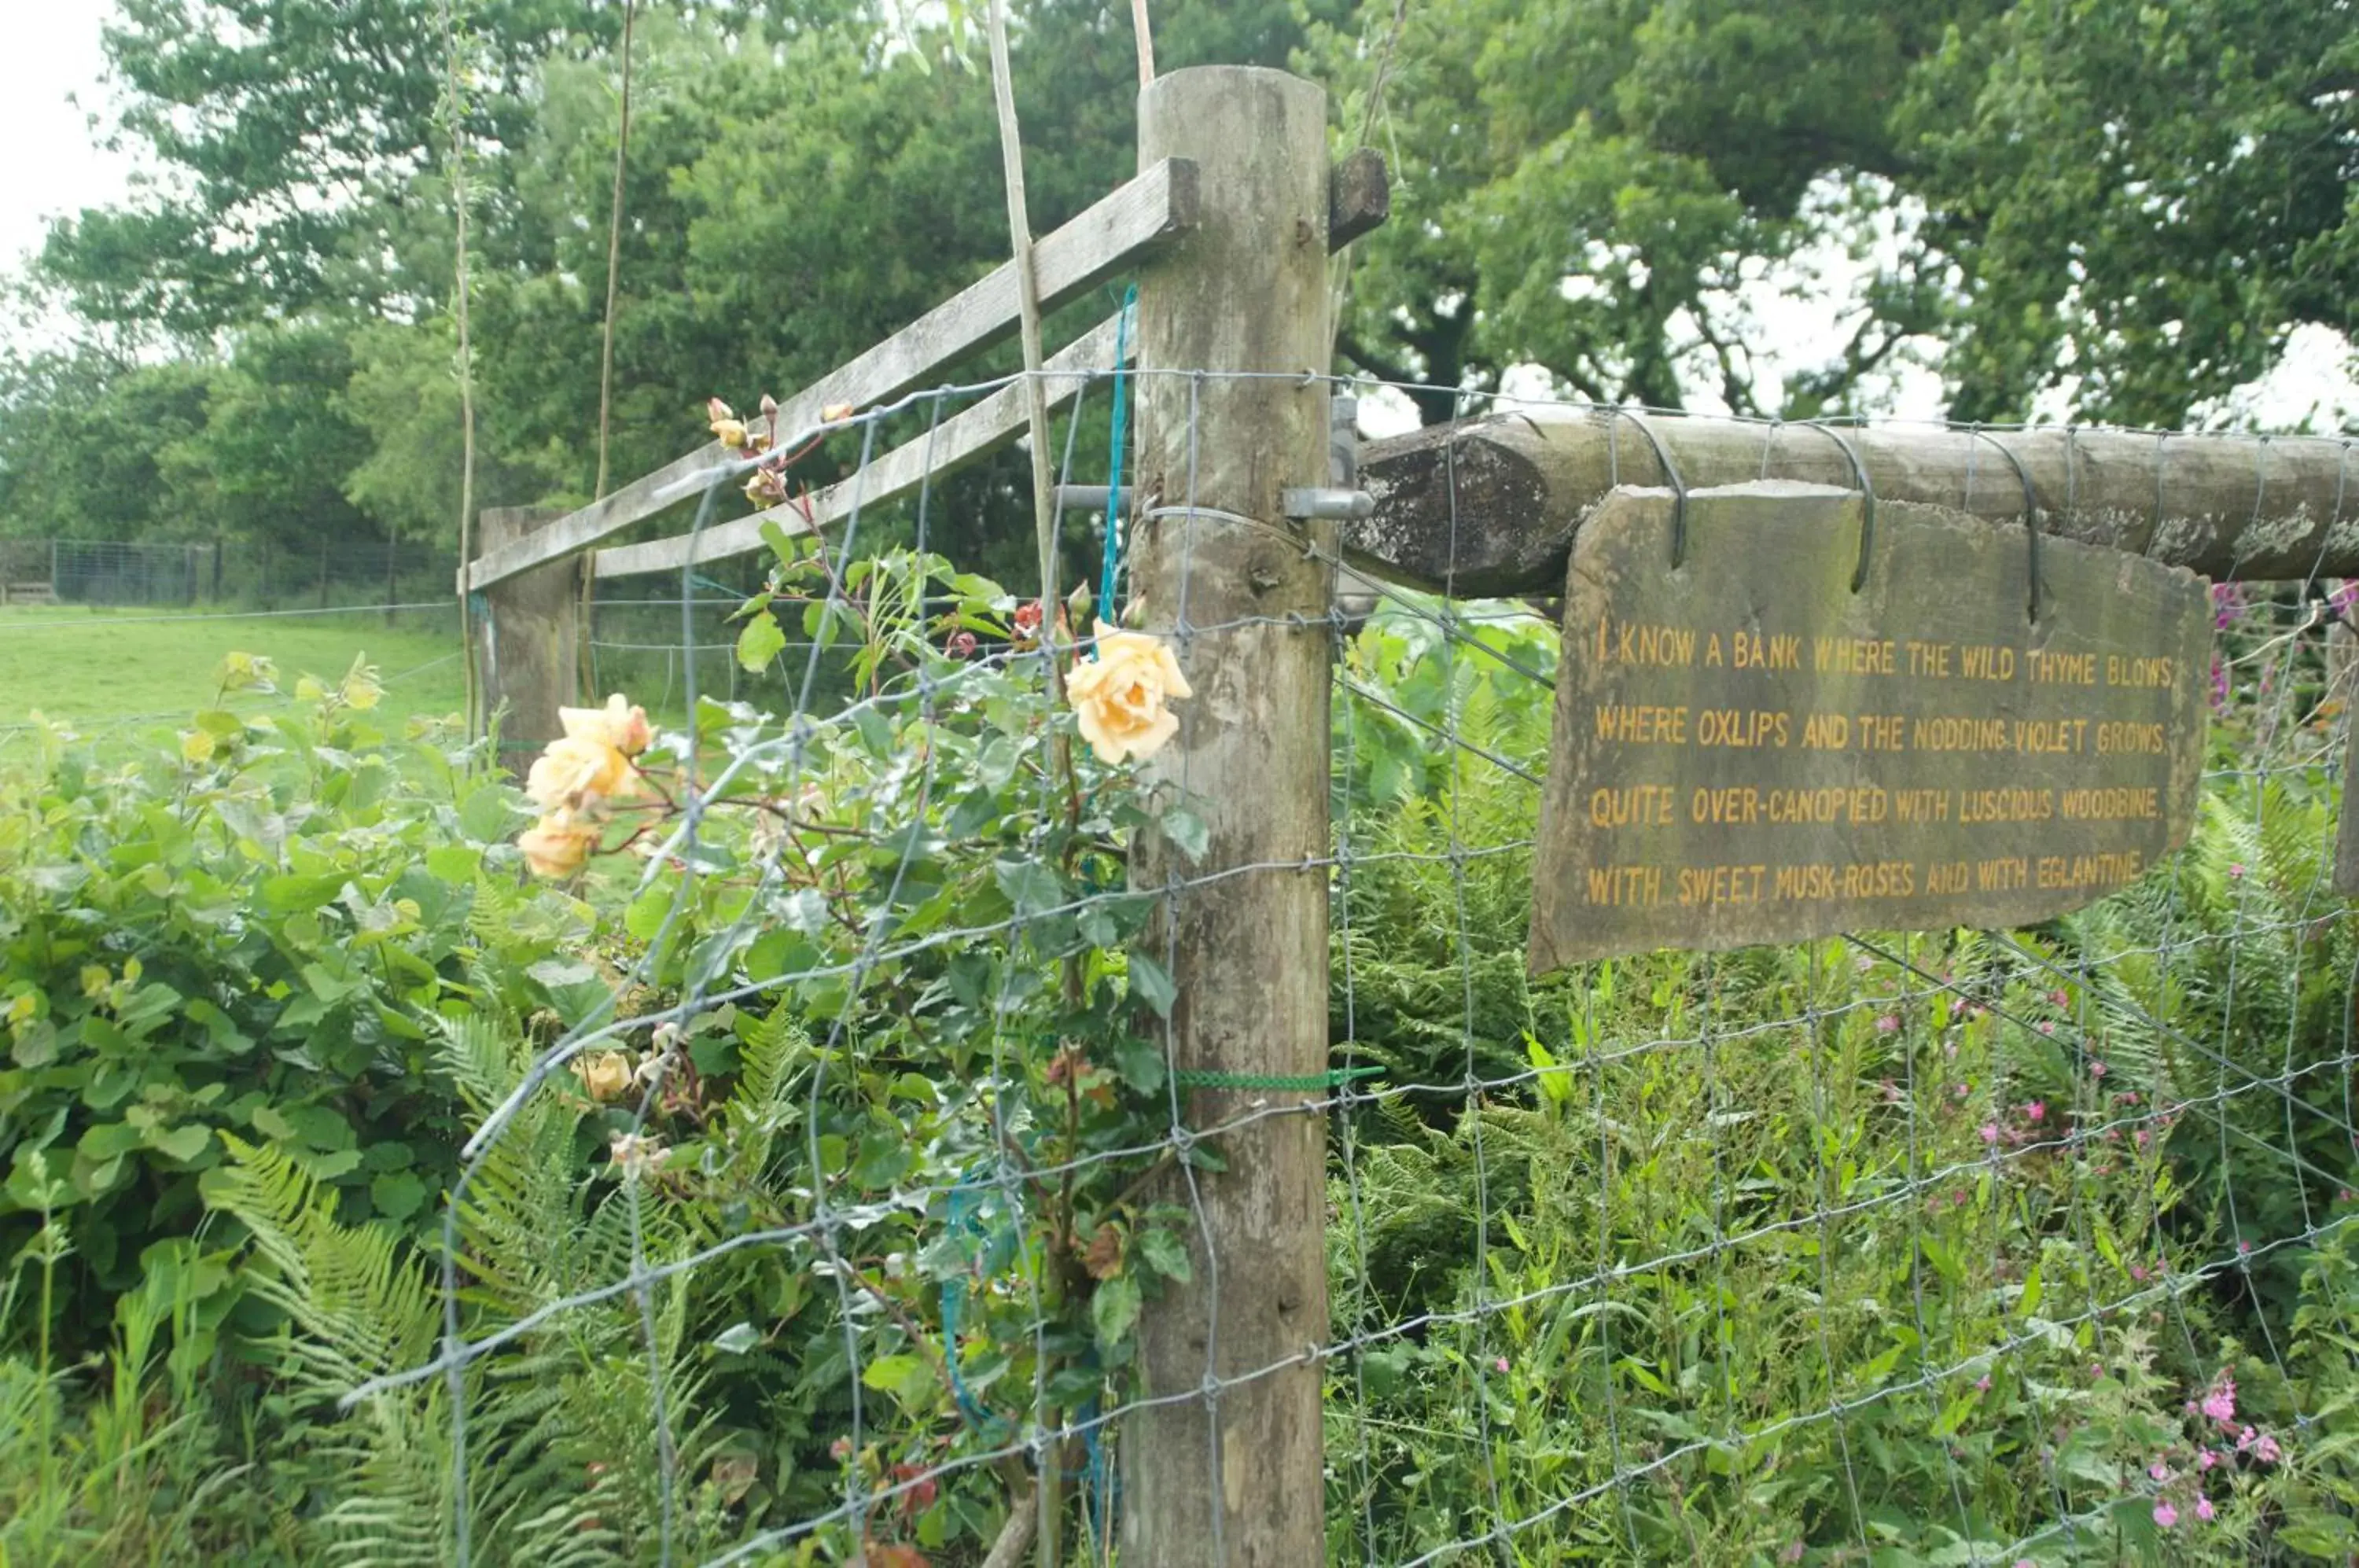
[{"xmin": 0, "ymin": 604, "xmax": 469, "ymax": 744}]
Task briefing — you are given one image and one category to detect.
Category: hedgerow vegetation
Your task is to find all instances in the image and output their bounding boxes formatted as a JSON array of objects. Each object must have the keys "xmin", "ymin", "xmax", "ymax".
[{"xmin": 6, "ymin": 557, "xmax": 2358, "ymax": 1565}]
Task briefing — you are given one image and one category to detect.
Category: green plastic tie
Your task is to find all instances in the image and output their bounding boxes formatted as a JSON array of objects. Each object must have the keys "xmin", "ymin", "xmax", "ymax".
[{"xmin": 1171, "ymin": 1065, "xmax": 1384, "ymax": 1092}]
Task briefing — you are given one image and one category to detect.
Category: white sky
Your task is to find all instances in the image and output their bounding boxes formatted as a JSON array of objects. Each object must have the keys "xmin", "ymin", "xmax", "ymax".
[
  {"xmin": 0, "ymin": 4, "xmax": 2351, "ymax": 432},
  {"xmin": 0, "ymin": 5, "xmax": 135, "ymax": 279}
]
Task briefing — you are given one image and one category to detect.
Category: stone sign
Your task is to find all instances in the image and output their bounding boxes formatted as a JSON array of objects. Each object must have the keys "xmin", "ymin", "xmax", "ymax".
[{"xmin": 1528, "ymin": 483, "xmax": 2213, "ymax": 973}]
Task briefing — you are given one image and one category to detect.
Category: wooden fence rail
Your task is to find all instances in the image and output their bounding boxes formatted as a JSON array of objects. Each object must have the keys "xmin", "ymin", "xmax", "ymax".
[{"xmin": 461, "ymin": 156, "xmax": 1202, "ymax": 595}]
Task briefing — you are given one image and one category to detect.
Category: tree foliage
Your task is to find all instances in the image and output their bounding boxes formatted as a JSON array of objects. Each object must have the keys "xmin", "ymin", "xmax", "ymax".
[
  {"xmin": 1310, "ymin": 0, "xmax": 2357, "ymax": 424},
  {"xmin": 1, "ymin": 0, "xmax": 2349, "ymax": 565}
]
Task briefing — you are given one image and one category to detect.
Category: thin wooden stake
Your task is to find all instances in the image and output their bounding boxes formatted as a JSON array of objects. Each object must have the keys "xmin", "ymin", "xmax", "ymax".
[
  {"xmin": 440, "ymin": 0, "xmax": 480, "ymax": 739},
  {"xmin": 594, "ymin": 0, "xmax": 636, "ymax": 501},
  {"xmin": 985, "ymin": 0, "xmax": 1062, "ymax": 646},
  {"xmin": 1129, "ymin": 0, "xmax": 1154, "ymax": 86}
]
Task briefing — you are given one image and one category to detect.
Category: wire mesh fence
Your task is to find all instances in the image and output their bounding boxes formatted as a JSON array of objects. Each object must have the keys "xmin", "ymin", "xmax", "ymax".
[
  {"xmin": 275, "ymin": 369, "xmax": 2359, "ymax": 1567},
  {"xmin": 0, "ymin": 536, "xmax": 458, "ymax": 609}
]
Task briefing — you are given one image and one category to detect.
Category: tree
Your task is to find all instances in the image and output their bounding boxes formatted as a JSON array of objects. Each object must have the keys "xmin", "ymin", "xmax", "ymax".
[
  {"xmin": 1306, "ymin": 0, "xmax": 2357, "ymax": 426},
  {"xmin": 162, "ymin": 324, "xmax": 378, "ymax": 554},
  {"xmin": 0, "ymin": 350, "xmax": 212, "ymax": 542},
  {"xmin": 42, "ymin": 0, "xmax": 620, "ymax": 337}
]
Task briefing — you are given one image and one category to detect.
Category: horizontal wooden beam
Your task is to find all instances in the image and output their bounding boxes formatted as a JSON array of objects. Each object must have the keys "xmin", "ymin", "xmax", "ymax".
[
  {"xmin": 462, "ymin": 158, "xmax": 1200, "ymax": 594},
  {"xmin": 592, "ymin": 311, "xmax": 1128, "ymax": 580},
  {"xmin": 1347, "ymin": 412, "xmax": 2359, "ymax": 595}
]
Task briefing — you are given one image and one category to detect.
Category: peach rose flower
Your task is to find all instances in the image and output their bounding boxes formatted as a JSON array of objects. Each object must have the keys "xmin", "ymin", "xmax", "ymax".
[
  {"xmin": 572, "ymin": 1050, "xmax": 633, "ymax": 1102},
  {"xmin": 517, "ymin": 810, "xmax": 600, "ymax": 878},
  {"xmin": 561, "ymin": 694, "xmax": 654, "ymax": 757},
  {"xmin": 526, "ymin": 734, "xmax": 638, "ymax": 810},
  {"xmin": 1067, "ymin": 622, "xmax": 1192, "ymax": 764}
]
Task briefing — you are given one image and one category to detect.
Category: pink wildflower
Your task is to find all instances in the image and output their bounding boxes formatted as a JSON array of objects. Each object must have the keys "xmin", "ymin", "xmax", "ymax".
[
  {"xmin": 2131, "ymin": 1264, "xmax": 2148, "ymax": 1282},
  {"xmin": 1975, "ymin": 1375, "xmax": 1992, "ymax": 1392},
  {"xmin": 2202, "ymin": 1378, "xmax": 2236, "ymax": 1423},
  {"xmin": 2090, "ymin": 1060, "xmax": 2107, "ymax": 1079},
  {"xmin": 1875, "ymin": 1014, "xmax": 1901, "ymax": 1033},
  {"xmin": 2254, "ymin": 1432, "xmax": 2282, "ymax": 1463},
  {"xmin": 2198, "ymin": 1447, "xmax": 2217, "ymax": 1470},
  {"xmin": 2228, "ymin": 862, "xmax": 2247, "ymax": 879},
  {"xmin": 2238, "ymin": 1426, "xmax": 2256, "ymax": 1452},
  {"xmin": 2155, "ymin": 1500, "xmax": 2178, "ymax": 1529},
  {"xmin": 2037, "ymin": 1020, "xmax": 2056, "ymax": 1035},
  {"xmin": 2048, "ymin": 988, "xmax": 2070, "ymax": 1007},
  {"xmin": 1954, "ymin": 1082, "xmax": 1971, "ymax": 1099},
  {"xmin": 2149, "ymin": 1461, "xmax": 2169, "ymax": 1482},
  {"xmin": 2195, "ymin": 1494, "xmax": 2215, "ymax": 1522},
  {"xmin": 1980, "ymin": 1122, "xmax": 2000, "ymax": 1144},
  {"xmin": 2024, "ymin": 1100, "xmax": 2045, "ymax": 1123},
  {"xmin": 1493, "ymin": 1356, "xmax": 1509, "ymax": 1375}
]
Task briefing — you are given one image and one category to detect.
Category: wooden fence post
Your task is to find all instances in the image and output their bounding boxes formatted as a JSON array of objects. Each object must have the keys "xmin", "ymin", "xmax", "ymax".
[
  {"xmin": 1123, "ymin": 66, "xmax": 1334, "ymax": 1566},
  {"xmin": 473, "ymin": 506, "xmax": 580, "ymax": 772}
]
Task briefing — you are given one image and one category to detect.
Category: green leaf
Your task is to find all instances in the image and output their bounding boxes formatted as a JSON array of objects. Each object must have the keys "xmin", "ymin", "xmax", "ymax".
[
  {"xmin": 145, "ymin": 1124, "xmax": 213, "ymax": 1164},
  {"xmin": 1128, "ymin": 954, "xmax": 1177, "ymax": 1018},
  {"xmin": 1158, "ymin": 807, "xmax": 1209, "ymax": 862},
  {"xmin": 859, "ymin": 1353, "xmax": 935, "ymax": 1406},
  {"xmin": 993, "ymin": 858, "xmax": 1065, "ymax": 919},
  {"xmin": 1110, "ymin": 1035, "xmax": 1166, "ymax": 1095},
  {"xmin": 735, "ymin": 609, "xmax": 787, "ymax": 673},
  {"xmin": 712, "ymin": 1322, "xmax": 762, "ymax": 1356},
  {"xmin": 369, "ymin": 1170, "xmax": 429, "ymax": 1220},
  {"xmin": 1136, "ymin": 1228, "xmax": 1192, "ymax": 1285},
  {"xmin": 1091, "ymin": 1275, "xmax": 1142, "ymax": 1351},
  {"xmin": 263, "ymin": 873, "xmax": 348, "ymax": 911},
  {"xmin": 293, "ymin": 1147, "xmax": 363, "ymax": 1181},
  {"xmin": 626, "ymin": 883, "xmax": 676, "ymax": 943},
  {"xmin": 425, "ymin": 843, "xmax": 481, "ymax": 882},
  {"xmin": 10, "ymin": 1020, "xmax": 58, "ymax": 1069},
  {"xmin": 458, "ymin": 782, "xmax": 517, "ymax": 845}
]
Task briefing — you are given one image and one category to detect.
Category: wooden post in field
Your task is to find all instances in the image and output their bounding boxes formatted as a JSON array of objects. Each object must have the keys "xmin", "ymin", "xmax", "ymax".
[
  {"xmin": 1124, "ymin": 66, "xmax": 1334, "ymax": 1566},
  {"xmin": 473, "ymin": 506, "xmax": 580, "ymax": 772}
]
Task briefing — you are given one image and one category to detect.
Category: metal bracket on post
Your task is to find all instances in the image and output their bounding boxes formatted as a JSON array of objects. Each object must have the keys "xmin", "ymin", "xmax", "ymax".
[
  {"xmin": 1282, "ymin": 487, "xmax": 1375, "ymax": 520},
  {"xmin": 1053, "ymin": 484, "xmax": 1128, "ymax": 513}
]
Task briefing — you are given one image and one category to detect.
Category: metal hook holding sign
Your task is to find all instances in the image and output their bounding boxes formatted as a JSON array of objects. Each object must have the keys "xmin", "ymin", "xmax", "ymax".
[
  {"xmin": 1965, "ymin": 425, "xmax": 2044, "ymax": 623},
  {"xmin": 1807, "ymin": 421, "xmax": 1877, "ymax": 592},
  {"xmin": 2144, "ymin": 432, "xmax": 2169, "ymax": 558},
  {"xmin": 1614, "ymin": 408, "xmax": 1691, "ymax": 567}
]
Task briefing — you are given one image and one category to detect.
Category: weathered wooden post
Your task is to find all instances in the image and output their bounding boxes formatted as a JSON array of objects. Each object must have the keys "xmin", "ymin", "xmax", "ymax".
[
  {"xmin": 1124, "ymin": 66, "xmax": 1334, "ymax": 1565},
  {"xmin": 473, "ymin": 506, "xmax": 580, "ymax": 771}
]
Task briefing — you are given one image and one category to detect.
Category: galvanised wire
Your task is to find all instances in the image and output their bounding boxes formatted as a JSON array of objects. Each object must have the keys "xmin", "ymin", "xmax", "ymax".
[{"xmin": 311, "ymin": 366, "xmax": 2359, "ymax": 1566}]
